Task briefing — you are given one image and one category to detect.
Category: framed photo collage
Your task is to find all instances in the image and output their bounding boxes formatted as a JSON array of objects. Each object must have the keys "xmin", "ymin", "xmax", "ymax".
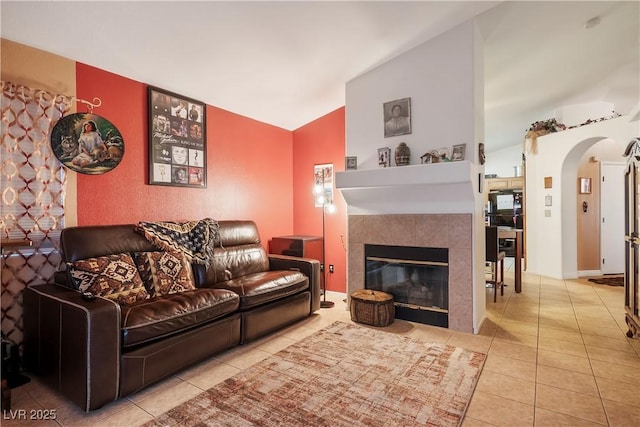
[{"xmin": 148, "ymin": 86, "xmax": 206, "ymax": 188}]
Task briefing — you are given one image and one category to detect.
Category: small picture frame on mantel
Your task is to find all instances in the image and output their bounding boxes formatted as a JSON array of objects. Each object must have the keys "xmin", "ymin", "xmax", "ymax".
[
  {"xmin": 377, "ymin": 147, "xmax": 391, "ymax": 168},
  {"xmin": 451, "ymin": 143, "xmax": 466, "ymax": 161},
  {"xmin": 345, "ymin": 156, "xmax": 357, "ymax": 170}
]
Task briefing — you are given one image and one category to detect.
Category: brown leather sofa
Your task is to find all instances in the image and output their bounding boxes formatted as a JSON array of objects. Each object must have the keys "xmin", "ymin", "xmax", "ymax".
[{"xmin": 23, "ymin": 220, "xmax": 320, "ymax": 411}]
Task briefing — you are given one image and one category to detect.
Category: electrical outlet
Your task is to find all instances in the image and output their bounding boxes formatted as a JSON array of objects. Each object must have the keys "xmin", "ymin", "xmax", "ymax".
[{"xmin": 329, "ymin": 264, "xmax": 334, "ymax": 273}]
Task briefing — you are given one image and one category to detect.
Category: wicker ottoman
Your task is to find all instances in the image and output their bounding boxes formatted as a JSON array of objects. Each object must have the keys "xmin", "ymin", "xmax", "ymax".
[{"xmin": 350, "ymin": 289, "xmax": 395, "ymax": 327}]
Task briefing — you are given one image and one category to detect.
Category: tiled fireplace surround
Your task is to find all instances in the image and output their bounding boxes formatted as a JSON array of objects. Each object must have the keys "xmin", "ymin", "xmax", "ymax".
[{"xmin": 347, "ymin": 213, "xmax": 473, "ymax": 333}]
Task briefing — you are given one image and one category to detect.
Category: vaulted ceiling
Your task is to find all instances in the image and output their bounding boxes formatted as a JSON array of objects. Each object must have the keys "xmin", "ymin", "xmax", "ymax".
[{"xmin": 2, "ymin": 1, "xmax": 638, "ymax": 152}]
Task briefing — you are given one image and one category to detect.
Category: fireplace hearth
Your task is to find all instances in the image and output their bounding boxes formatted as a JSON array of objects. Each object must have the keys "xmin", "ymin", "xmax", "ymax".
[{"xmin": 365, "ymin": 244, "xmax": 449, "ymax": 327}]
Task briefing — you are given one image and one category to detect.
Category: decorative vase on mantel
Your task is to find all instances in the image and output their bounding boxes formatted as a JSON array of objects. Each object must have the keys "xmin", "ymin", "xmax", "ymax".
[{"xmin": 395, "ymin": 142, "xmax": 410, "ymax": 166}]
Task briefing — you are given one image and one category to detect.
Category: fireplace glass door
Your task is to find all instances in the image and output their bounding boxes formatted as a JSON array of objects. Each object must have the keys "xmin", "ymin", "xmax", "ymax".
[{"xmin": 365, "ymin": 244, "xmax": 448, "ymax": 327}]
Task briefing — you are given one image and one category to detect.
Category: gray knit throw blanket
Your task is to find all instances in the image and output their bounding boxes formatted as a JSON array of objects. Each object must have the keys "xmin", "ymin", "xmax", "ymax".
[{"xmin": 136, "ymin": 218, "xmax": 220, "ymax": 266}]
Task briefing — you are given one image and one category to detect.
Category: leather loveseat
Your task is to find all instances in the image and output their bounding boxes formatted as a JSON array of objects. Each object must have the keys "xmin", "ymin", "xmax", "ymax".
[{"xmin": 23, "ymin": 220, "xmax": 320, "ymax": 411}]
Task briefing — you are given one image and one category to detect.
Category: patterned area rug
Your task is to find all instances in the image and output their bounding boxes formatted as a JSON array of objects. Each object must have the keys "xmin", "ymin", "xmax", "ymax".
[
  {"xmin": 144, "ymin": 322, "xmax": 486, "ymax": 427},
  {"xmin": 588, "ymin": 276, "xmax": 624, "ymax": 287}
]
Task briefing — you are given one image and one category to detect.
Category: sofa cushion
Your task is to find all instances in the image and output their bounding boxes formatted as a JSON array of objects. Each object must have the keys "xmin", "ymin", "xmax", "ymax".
[
  {"xmin": 214, "ymin": 270, "xmax": 308, "ymax": 309},
  {"xmin": 134, "ymin": 251, "xmax": 195, "ymax": 297},
  {"xmin": 120, "ymin": 288, "xmax": 239, "ymax": 348},
  {"xmin": 67, "ymin": 253, "xmax": 149, "ymax": 305},
  {"xmin": 193, "ymin": 243, "xmax": 271, "ymax": 287},
  {"xmin": 60, "ymin": 224, "xmax": 157, "ymax": 263}
]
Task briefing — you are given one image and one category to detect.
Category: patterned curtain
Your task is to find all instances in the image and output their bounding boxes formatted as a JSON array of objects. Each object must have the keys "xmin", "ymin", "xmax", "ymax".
[{"xmin": 1, "ymin": 81, "xmax": 72, "ymax": 347}]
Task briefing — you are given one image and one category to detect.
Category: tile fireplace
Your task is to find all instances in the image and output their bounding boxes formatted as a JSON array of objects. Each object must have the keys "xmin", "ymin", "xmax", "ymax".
[
  {"xmin": 347, "ymin": 214, "xmax": 473, "ymax": 332},
  {"xmin": 336, "ymin": 162, "xmax": 483, "ymax": 333}
]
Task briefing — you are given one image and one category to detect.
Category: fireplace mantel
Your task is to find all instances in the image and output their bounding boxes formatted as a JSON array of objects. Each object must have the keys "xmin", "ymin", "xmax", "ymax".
[{"xmin": 335, "ymin": 161, "xmax": 477, "ymax": 214}]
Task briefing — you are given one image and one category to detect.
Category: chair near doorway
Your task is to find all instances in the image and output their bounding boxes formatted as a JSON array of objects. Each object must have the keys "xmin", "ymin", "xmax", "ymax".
[{"xmin": 486, "ymin": 226, "xmax": 506, "ymax": 302}]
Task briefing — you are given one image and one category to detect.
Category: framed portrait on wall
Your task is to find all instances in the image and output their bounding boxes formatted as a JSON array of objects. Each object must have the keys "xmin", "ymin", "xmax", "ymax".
[
  {"xmin": 383, "ymin": 97, "xmax": 411, "ymax": 138},
  {"xmin": 148, "ymin": 86, "xmax": 206, "ymax": 188}
]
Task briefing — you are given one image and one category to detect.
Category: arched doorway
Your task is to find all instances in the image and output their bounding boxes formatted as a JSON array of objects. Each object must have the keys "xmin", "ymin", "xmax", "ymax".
[
  {"xmin": 562, "ymin": 138, "xmax": 626, "ymax": 277},
  {"xmin": 560, "ymin": 137, "xmax": 609, "ymax": 277},
  {"xmin": 524, "ymin": 113, "xmax": 633, "ymax": 279}
]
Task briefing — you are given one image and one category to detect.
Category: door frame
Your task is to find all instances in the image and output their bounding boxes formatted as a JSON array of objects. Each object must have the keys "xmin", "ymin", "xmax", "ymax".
[{"xmin": 600, "ymin": 161, "xmax": 626, "ymax": 274}]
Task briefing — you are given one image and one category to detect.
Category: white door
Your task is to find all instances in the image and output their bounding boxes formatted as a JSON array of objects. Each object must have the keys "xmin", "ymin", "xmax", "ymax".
[{"xmin": 600, "ymin": 162, "xmax": 625, "ymax": 274}]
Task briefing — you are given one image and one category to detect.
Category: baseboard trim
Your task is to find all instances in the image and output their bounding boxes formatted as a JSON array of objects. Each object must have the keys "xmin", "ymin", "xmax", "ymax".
[{"xmin": 577, "ymin": 270, "xmax": 602, "ymax": 277}]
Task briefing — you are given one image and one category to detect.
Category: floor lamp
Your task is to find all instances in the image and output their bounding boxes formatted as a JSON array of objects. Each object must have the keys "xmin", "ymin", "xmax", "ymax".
[
  {"xmin": 320, "ymin": 201, "xmax": 336, "ymax": 308},
  {"xmin": 314, "ymin": 165, "xmax": 335, "ymax": 309}
]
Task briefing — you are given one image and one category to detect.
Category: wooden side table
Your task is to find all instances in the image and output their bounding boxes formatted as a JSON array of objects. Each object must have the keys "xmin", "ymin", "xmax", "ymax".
[
  {"xmin": 269, "ymin": 235, "xmax": 323, "ymax": 261},
  {"xmin": 350, "ymin": 289, "xmax": 395, "ymax": 327}
]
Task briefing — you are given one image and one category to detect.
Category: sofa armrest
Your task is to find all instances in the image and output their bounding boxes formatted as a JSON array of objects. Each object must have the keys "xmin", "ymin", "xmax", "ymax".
[
  {"xmin": 23, "ymin": 284, "xmax": 121, "ymax": 412},
  {"xmin": 53, "ymin": 270, "xmax": 71, "ymax": 287},
  {"xmin": 268, "ymin": 255, "xmax": 321, "ymax": 312}
]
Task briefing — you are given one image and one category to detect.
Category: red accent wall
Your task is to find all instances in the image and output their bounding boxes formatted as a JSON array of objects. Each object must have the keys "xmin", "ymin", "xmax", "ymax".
[
  {"xmin": 75, "ymin": 63, "xmax": 294, "ymax": 245},
  {"xmin": 292, "ymin": 107, "xmax": 346, "ymax": 292}
]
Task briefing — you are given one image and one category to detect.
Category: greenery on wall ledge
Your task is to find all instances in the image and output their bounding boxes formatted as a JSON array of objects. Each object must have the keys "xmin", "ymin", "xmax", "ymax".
[{"xmin": 525, "ymin": 111, "xmax": 621, "ymax": 154}]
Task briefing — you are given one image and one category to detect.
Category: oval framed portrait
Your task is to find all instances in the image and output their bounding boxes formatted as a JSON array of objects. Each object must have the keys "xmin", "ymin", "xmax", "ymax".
[{"xmin": 51, "ymin": 113, "xmax": 124, "ymax": 175}]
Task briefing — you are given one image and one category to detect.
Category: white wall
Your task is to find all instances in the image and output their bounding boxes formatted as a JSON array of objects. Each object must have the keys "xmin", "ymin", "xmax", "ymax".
[
  {"xmin": 485, "ymin": 144, "xmax": 523, "ymax": 177},
  {"xmin": 525, "ymin": 110, "xmax": 638, "ymax": 279},
  {"xmin": 555, "ymin": 102, "xmax": 615, "ymax": 128},
  {"xmin": 345, "ymin": 20, "xmax": 480, "ymax": 170},
  {"xmin": 586, "ymin": 138, "xmax": 629, "ymax": 162},
  {"xmin": 485, "ymin": 102, "xmax": 624, "ymax": 179},
  {"xmin": 344, "ymin": 20, "xmax": 487, "ymax": 333}
]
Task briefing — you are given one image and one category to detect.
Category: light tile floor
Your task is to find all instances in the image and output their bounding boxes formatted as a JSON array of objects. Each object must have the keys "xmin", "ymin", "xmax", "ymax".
[{"xmin": 4, "ymin": 262, "xmax": 639, "ymax": 426}]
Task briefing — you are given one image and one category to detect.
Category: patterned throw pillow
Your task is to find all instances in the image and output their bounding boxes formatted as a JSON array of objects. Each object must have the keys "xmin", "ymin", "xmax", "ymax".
[
  {"xmin": 68, "ymin": 253, "xmax": 149, "ymax": 305},
  {"xmin": 134, "ymin": 251, "xmax": 196, "ymax": 297}
]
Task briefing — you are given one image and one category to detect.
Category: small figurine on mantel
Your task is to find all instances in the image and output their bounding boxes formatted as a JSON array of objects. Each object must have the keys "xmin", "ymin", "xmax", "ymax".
[
  {"xmin": 420, "ymin": 151, "xmax": 440, "ymax": 164},
  {"xmin": 394, "ymin": 142, "xmax": 410, "ymax": 166}
]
